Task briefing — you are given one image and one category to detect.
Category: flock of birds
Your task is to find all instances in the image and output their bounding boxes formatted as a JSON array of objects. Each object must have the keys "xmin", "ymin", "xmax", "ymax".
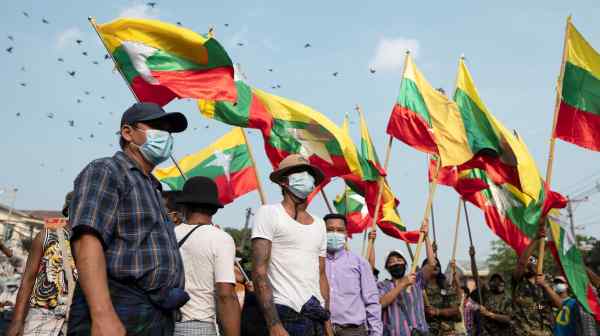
[{"xmin": 4, "ymin": 2, "xmax": 379, "ymax": 170}]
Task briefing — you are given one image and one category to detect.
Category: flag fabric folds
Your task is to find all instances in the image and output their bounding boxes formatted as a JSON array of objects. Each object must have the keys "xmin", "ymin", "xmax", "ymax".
[
  {"xmin": 555, "ymin": 19, "xmax": 600, "ymax": 151},
  {"xmin": 97, "ymin": 18, "xmax": 236, "ymax": 106},
  {"xmin": 199, "ymin": 80, "xmax": 362, "ymax": 182},
  {"xmin": 386, "ymin": 53, "xmax": 473, "ymax": 167},
  {"xmin": 154, "ymin": 128, "xmax": 257, "ymax": 205},
  {"xmin": 333, "ymin": 188, "xmax": 372, "ymax": 236},
  {"xmin": 547, "ymin": 210, "xmax": 600, "ymax": 319}
]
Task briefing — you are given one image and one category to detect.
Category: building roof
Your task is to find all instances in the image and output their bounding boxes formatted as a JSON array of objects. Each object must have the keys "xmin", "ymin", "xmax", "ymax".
[
  {"xmin": 444, "ymin": 259, "xmax": 490, "ymax": 278},
  {"xmin": 20, "ymin": 210, "xmax": 64, "ymax": 220}
]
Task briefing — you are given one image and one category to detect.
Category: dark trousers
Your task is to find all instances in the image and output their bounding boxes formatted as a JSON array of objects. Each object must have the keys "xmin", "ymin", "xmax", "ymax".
[
  {"xmin": 277, "ymin": 304, "xmax": 324, "ymax": 336},
  {"xmin": 333, "ymin": 324, "xmax": 368, "ymax": 336},
  {"xmin": 67, "ymin": 279, "xmax": 174, "ymax": 336}
]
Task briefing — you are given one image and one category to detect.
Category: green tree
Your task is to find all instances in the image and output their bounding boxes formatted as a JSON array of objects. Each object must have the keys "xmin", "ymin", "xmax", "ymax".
[{"xmin": 223, "ymin": 227, "xmax": 252, "ymax": 271}]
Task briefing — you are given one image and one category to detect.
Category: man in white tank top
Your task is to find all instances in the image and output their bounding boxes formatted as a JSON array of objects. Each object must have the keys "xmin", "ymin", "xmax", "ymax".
[{"xmin": 252, "ymin": 154, "xmax": 333, "ymax": 336}]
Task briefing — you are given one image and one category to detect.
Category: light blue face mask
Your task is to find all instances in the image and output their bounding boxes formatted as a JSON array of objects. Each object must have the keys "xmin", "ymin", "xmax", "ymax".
[
  {"xmin": 137, "ymin": 129, "xmax": 174, "ymax": 165},
  {"xmin": 327, "ymin": 232, "xmax": 346, "ymax": 252},
  {"xmin": 287, "ymin": 171, "xmax": 315, "ymax": 200}
]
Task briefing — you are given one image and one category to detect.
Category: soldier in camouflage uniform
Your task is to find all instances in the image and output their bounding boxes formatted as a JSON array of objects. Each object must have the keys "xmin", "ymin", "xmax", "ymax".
[
  {"xmin": 479, "ymin": 273, "xmax": 512, "ymax": 336},
  {"xmin": 511, "ymin": 238, "xmax": 562, "ymax": 336},
  {"xmin": 423, "ymin": 258, "xmax": 463, "ymax": 336}
]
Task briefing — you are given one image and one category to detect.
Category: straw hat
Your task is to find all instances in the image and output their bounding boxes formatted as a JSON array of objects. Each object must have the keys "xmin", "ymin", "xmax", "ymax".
[{"xmin": 269, "ymin": 154, "xmax": 325, "ymax": 185}]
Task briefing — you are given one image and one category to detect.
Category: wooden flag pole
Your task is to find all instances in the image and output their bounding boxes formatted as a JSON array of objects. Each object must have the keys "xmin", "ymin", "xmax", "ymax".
[
  {"xmin": 88, "ymin": 17, "xmax": 187, "ymax": 181},
  {"xmin": 538, "ymin": 15, "xmax": 572, "ymax": 275},
  {"xmin": 450, "ymin": 198, "xmax": 463, "ymax": 282},
  {"xmin": 364, "ymin": 135, "xmax": 394, "ymax": 258},
  {"xmin": 241, "ymin": 129, "xmax": 267, "ymax": 205},
  {"xmin": 463, "ymin": 200, "xmax": 483, "ymax": 304},
  {"xmin": 410, "ymin": 158, "xmax": 442, "ymax": 275}
]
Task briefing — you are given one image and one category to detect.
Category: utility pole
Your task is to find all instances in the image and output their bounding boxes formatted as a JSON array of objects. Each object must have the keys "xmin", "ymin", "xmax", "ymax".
[
  {"xmin": 238, "ymin": 208, "xmax": 253, "ymax": 254},
  {"xmin": 565, "ymin": 196, "xmax": 589, "ymax": 247}
]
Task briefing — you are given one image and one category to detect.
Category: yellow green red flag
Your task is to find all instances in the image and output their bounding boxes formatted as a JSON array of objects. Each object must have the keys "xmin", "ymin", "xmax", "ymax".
[{"xmin": 154, "ymin": 128, "xmax": 257, "ymax": 205}]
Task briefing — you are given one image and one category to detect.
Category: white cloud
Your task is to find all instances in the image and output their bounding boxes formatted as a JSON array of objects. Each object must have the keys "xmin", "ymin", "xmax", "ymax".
[
  {"xmin": 56, "ymin": 27, "xmax": 83, "ymax": 48},
  {"xmin": 369, "ymin": 37, "xmax": 420, "ymax": 72},
  {"xmin": 118, "ymin": 2, "xmax": 159, "ymax": 19}
]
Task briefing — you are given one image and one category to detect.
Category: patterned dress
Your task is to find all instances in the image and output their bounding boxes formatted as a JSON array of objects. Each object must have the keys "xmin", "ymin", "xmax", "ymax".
[
  {"xmin": 510, "ymin": 276, "xmax": 553, "ymax": 336},
  {"xmin": 24, "ymin": 228, "xmax": 77, "ymax": 336}
]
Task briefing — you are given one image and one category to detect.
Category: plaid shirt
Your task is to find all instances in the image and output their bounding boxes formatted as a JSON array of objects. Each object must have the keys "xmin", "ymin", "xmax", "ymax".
[{"xmin": 70, "ymin": 151, "xmax": 184, "ymax": 292}]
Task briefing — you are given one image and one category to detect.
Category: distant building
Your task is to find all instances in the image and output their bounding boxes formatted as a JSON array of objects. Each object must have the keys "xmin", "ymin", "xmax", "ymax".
[{"xmin": 444, "ymin": 259, "xmax": 490, "ymax": 293}]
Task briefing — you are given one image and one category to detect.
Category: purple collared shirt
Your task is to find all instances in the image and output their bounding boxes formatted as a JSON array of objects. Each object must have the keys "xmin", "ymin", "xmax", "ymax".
[
  {"xmin": 378, "ymin": 271, "xmax": 428, "ymax": 336},
  {"xmin": 325, "ymin": 249, "xmax": 383, "ymax": 336}
]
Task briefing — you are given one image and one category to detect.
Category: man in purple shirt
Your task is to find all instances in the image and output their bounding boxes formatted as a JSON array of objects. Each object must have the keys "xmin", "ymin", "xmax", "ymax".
[
  {"xmin": 324, "ymin": 214, "xmax": 382, "ymax": 336},
  {"xmin": 378, "ymin": 220, "xmax": 436, "ymax": 336}
]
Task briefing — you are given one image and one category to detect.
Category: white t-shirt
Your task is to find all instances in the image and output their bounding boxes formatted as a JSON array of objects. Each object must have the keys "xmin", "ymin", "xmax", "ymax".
[
  {"xmin": 175, "ymin": 223, "xmax": 236, "ymax": 322},
  {"xmin": 251, "ymin": 203, "xmax": 326, "ymax": 312}
]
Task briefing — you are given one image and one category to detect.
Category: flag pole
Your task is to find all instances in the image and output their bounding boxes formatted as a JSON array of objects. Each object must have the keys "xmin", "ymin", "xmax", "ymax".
[
  {"xmin": 463, "ymin": 200, "xmax": 483, "ymax": 304},
  {"xmin": 241, "ymin": 128, "xmax": 267, "ymax": 205},
  {"xmin": 88, "ymin": 17, "xmax": 186, "ymax": 180},
  {"xmin": 320, "ymin": 189, "xmax": 334, "ymax": 213},
  {"xmin": 538, "ymin": 15, "xmax": 571, "ymax": 275},
  {"xmin": 450, "ymin": 198, "xmax": 462, "ymax": 283}
]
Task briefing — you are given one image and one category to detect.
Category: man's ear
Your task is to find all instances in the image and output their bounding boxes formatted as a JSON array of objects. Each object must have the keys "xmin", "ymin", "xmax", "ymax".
[{"xmin": 121, "ymin": 125, "xmax": 134, "ymax": 142}]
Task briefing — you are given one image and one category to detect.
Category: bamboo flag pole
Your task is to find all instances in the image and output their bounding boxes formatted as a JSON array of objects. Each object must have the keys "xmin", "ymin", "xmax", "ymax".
[
  {"xmin": 88, "ymin": 17, "xmax": 187, "ymax": 180},
  {"xmin": 463, "ymin": 201, "xmax": 483, "ymax": 304},
  {"xmin": 241, "ymin": 129, "xmax": 267, "ymax": 205},
  {"xmin": 450, "ymin": 198, "xmax": 463, "ymax": 282},
  {"xmin": 538, "ymin": 15, "xmax": 571, "ymax": 275}
]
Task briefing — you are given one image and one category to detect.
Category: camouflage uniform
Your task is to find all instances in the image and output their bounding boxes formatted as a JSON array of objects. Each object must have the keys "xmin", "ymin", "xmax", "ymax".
[
  {"xmin": 425, "ymin": 283, "xmax": 462, "ymax": 336},
  {"xmin": 480, "ymin": 290, "xmax": 512, "ymax": 336},
  {"xmin": 511, "ymin": 276, "xmax": 554, "ymax": 336}
]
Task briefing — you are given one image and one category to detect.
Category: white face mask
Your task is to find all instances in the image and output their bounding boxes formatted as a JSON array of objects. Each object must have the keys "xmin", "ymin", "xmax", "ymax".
[
  {"xmin": 554, "ymin": 283, "xmax": 568, "ymax": 294},
  {"xmin": 287, "ymin": 171, "xmax": 315, "ymax": 200}
]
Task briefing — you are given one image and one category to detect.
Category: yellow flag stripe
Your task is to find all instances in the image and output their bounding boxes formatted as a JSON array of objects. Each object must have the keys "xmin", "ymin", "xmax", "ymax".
[{"xmin": 567, "ymin": 21, "xmax": 600, "ymax": 80}]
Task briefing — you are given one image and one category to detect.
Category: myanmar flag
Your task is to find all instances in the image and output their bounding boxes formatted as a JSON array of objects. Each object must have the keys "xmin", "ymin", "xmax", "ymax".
[
  {"xmin": 386, "ymin": 53, "xmax": 473, "ymax": 167},
  {"xmin": 358, "ymin": 108, "xmax": 385, "ymax": 181},
  {"xmin": 548, "ymin": 210, "xmax": 600, "ymax": 319},
  {"xmin": 98, "ymin": 18, "xmax": 236, "ymax": 106},
  {"xmin": 333, "ymin": 188, "xmax": 371, "ymax": 236},
  {"xmin": 555, "ymin": 18, "xmax": 600, "ymax": 151},
  {"xmin": 154, "ymin": 128, "xmax": 257, "ymax": 205},
  {"xmin": 199, "ymin": 81, "xmax": 361, "ymax": 182}
]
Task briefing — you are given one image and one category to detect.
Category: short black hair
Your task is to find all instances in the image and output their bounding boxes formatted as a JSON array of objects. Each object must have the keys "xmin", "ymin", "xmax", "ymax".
[{"xmin": 323, "ymin": 213, "xmax": 347, "ymax": 224}]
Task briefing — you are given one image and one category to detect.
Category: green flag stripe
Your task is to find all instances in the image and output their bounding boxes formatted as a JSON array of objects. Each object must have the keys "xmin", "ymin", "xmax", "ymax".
[
  {"xmin": 562, "ymin": 62, "xmax": 600, "ymax": 116},
  {"xmin": 213, "ymin": 81, "xmax": 253, "ymax": 127},
  {"xmin": 454, "ymin": 89, "xmax": 503, "ymax": 154},
  {"xmin": 397, "ymin": 77, "xmax": 432, "ymax": 126}
]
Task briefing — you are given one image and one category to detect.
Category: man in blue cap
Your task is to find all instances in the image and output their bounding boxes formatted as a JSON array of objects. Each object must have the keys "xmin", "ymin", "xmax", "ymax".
[{"xmin": 68, "ymin": 102, "xmax": 188, "ymax": 336}]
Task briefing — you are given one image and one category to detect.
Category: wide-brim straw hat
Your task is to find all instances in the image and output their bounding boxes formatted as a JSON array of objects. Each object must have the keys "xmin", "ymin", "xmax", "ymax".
[{"xmin": 269, "ymin": 154, "xmax": 325, "ymax": 185}]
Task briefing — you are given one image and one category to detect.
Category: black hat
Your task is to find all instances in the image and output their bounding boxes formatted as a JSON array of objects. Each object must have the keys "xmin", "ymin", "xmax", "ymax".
[
  {"xmin": 176, "ymin": 176, "xmax": 223, "ymax": 209},
  {"xmin": 121, "ymin": 102, "xmax": 188, "ymax": 133},
  {"xmin": 323, "ymin": 213, "xmax": 347, "ymax": 224}
]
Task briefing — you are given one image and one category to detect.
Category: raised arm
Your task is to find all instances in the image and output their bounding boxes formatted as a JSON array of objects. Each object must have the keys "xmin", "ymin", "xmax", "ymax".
[
  {"xmin": 513, "ymin": 237, "xmax": 539, "ymax": 280},
  {"xmin": 6, "ymin": 232, "xmax": 43, "ymax": 336},
  {"xmin": 367, "ymin": 230, "xmax": 376, "ymax": 270},
  {"xmin": 421, "ymin": 219, "xmax": 437, "ymax": 280},
  {"xmin": 252, "ymin": 238, "xmax": 288, "ymax": 336}
]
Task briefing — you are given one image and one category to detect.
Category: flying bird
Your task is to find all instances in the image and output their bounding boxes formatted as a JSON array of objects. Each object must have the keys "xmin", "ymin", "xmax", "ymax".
[
  {"xmin": 57, "ymin": 57, "xmax": 64, "ymax": 62},
  {"xmin": 205, "ymin": 125, "xmax": 210, "ymax": 129},
  {"xmin": 22, "ymin": 11, "xmax": 29, "ymax": 18},
  {"xmin": 67, "ymin": 71, "xmax": 76, "ymax": 77},
  {"xmin": 77, "ymin": 137, "xmax": 83, "ymax": 141},
  {"xmin": 304, "ymin": 43, "xmax": 311, "ymax": 48},
  {"xmin": 76, "ymin": 99, "xmax": 82, "ymax": 103},
  {"xmin": 20, "ymin": 66, "xmax": 25, "ymax": 72},
  {"xmin": 76, "ymin": 39, "xmax": 83, "ymax": 45},
  {"xmin": 147, "ymin": 2, "xmax": 157, "ymax": 7},
  {"xmin": 68, "ymin": 120, "xmax": 75, "ymax": 127},
  {"xmin": 19, "ymin": 82, "xmax": 26, "ymax": 87},
  {"xmin": 100, "ymin": 96, "xmax": 106, "ymax": 100},
  {"xmin": 98, "ymin": 121, "xmax": 103, "ymax": 125},
  {"xmin": 42, "ymin": 18, "xmax": 50, "ymax": 24},
  {"xmin": 369, "ymin": 67, "xmax": 376, "ymax": 74},
  {"xmin": 6, "ymin": 46, "xmax": 13, "ymax": 53},
  {"xmin": 176, "ymin": 22, "xmax": 182, "ymax": 26},
  {"xmin": 332, "ymin": 72, "xmax": 339, "ymax": 77},
  {"xmin": 82, "ymin": 51, "xmax": 88, "ymax": 56},
  {"xmin": 268, "ymin": 68, "xmax": 273, "ymax": 72},
  {"xmin": 104, "ymin": 54, "xmax": 110, "ymax": 59},
  {"xmin": 236, "ymin": 42, "xmax": 244, "ymax": 47},
  {"xmin": 84, "ymin": 90, "xmax": 91, "ymax": 95},
  {"xmin": 7, "ymin": 35, "xmax": 14, "ymax": 41},
  {"xmin": 15, "ymin": 112, "xmax": 21, "ymax": 117},
  {"xmin": 90, "ymin": 133, "xmax": 94, "ymax": 138},
  {"xmin": 46, "ymin": 113, "xmax": 55, "ymax": 119},
  {"xmin": 92, "ymin": 60, "xmax": 99, "ymax": 65},
  {"xmin": 224, "ymin": 23, "xmax": 229, "ymax": 27}
]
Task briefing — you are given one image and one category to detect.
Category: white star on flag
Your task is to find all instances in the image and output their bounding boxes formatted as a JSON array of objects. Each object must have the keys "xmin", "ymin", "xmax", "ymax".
[
  {"xmin": 349, "ymin": 193, "xmax": 369, "ymax": 217},
  {"xmin": 486, "ymin": 181, "xmax": 520, "ymax": 218},
  {"xmin": 121, "ymin": 41, "xmax": 159, "ymax": 84},
  {"xmin": 548, "ymin": 212, "xmax": 576, "ymax": 254},
  {"xmin": 206, "ymin": 150, "xmax": 233, "ymax": 183},
  {"xmin": 289, "ymin": 123, "xmax": 334, "ymax": 164}
]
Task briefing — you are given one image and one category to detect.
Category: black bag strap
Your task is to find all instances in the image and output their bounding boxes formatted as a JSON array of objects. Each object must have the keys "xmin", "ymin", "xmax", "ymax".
[{"xmin": 178, "ymin": 225, "xmax": 202, "ymax": 248}]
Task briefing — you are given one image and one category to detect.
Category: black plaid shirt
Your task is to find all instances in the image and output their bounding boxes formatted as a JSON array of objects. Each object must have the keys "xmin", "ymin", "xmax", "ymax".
[{"xmin": 70, "ymin": 151, "xmax": 184, "ymax": 292}]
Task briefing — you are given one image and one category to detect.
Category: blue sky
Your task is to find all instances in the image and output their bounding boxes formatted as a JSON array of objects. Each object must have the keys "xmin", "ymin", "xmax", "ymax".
[{"xmin": 2, "ymin": 0, "xmax": 600, "ymax": 271}]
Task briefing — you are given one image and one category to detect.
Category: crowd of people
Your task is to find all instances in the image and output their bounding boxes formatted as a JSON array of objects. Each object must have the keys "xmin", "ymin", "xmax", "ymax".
[{"xmin": 1, "ymin": 102, "xmax": 600, "ymax": 336}]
